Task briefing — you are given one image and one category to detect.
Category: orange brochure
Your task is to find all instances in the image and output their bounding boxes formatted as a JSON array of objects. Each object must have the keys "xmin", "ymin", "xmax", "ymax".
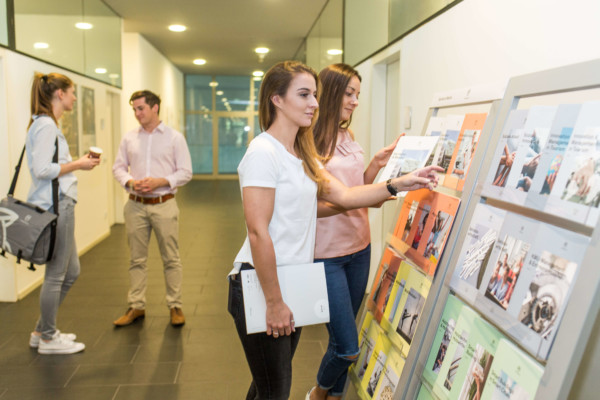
[
  {"xmin": 367, "ymin": 246, "xmax": 405, "ymax": 322},
  {"xmin": 444, "ymin": 113, "xmax": 487, "ymax": 191},
  {"xmin": 392, "ymin": 189, "xmax": 460, "ymax": 275}
]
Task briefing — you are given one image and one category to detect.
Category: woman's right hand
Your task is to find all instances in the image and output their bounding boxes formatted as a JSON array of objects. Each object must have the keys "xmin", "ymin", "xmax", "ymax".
[
  {"xmin": 77, "ymin": 154, "xmax": 100, "ymax": 170},
  {"xmin": 266, "ymin": 300, "xmax": 295, "ymax": 337},
  {"xmin": 392, "ymin": 165, "xmax": 443, "ymax": 192}
]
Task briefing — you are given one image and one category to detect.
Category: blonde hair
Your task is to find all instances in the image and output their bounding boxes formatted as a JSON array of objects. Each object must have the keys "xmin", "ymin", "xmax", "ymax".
[
  {"xmin": 29, "ymin": 72, "xmax": 73, "ymax": 128},
  {"xmin": 259, "ymin": 61, "xmax": 326, "ymax": 195}
]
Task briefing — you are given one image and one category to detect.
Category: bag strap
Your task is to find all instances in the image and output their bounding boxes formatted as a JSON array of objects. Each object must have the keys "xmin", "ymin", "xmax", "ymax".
[
  {"xmin": 7, "ymin": 146, "xmax": 26, "ymax": 196},
  {"xmin": 47, "ymin": 137, "xmax": 59, "ymax": 262}
]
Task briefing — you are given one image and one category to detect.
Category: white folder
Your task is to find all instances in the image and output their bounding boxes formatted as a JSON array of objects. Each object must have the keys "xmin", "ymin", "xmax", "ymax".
[{"xmin": 241, "ymin": 262, "xmax": 330, "ymax": 334}]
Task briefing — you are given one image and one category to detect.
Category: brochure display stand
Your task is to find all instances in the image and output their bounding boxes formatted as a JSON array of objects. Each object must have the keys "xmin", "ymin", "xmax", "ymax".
[
  {"xmin": 404, "ymin": 59, "xmax": 600, "ymax": 400},
  {"xmin": 348, "ymin": 83, "xmax": 505, "ymax": 399}
]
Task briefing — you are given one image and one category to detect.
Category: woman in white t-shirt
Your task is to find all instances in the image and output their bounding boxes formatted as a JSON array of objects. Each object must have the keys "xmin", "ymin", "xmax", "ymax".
[{"xmin": 228, "ymin": 61, "xmax": 441, "ymax": 400}]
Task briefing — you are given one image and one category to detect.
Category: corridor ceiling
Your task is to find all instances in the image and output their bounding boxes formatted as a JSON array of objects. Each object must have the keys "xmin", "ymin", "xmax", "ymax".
[{"xmin": 103, "ymin": 0, "xmax": 329, "ymax": 75}]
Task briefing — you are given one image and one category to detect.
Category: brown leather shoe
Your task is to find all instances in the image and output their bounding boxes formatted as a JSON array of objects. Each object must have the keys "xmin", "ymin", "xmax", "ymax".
[
  {"xmin": 170, "ymin": 307, "xmax": 185, "ymax": 326},
  {"xmin": 113, "ymin": 308, "xmax": 145, "ymax": 326}
]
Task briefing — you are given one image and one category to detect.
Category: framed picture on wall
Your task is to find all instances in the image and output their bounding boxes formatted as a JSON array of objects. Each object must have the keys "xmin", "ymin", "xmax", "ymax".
[
  {"xmin": 80, "ymin": 86, "xmax": 96, "ymax": 155},
  {"xmin": 60, "ymin": 84, "xmax": 79, "ymax": 157}
]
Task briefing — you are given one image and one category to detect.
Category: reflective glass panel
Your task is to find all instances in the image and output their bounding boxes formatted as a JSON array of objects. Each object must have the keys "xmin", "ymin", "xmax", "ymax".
[
  {"xmin": 0, "ymin": 0, "xmax": 7, "ymax": 46},
  {"xmin": 218, "ymin": 117, "xmax": 249, "ymax": 174},
  {"xmin": 186, "ymin": 114, "xmax": 213, "ymax": 174},
  {"xmin": 215, "ymin": 76, "xmax": 251, "ymax": 112},
  {"xmin": 186, "ymin": 75, "xmax": 213, "ymax": 111}
]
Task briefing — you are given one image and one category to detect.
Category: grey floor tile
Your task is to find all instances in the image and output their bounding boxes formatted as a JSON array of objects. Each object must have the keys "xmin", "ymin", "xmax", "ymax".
[
  {"xmin": 67, "ymin": 362, "xmax": 180, "ymax": 386},
  {"xmin": 0, "ymin": 385, "xmax": 118, "ymax": 400},
  {"xmin": 114, "ymin": 383, "xmax": 228, "ymax": 400},
  {"xmin": 0, "ymin": 365, "xmax": 78, "ymax": 388}
]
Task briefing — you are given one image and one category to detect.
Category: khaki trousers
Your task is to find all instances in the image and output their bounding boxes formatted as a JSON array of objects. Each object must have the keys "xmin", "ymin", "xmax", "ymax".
[{"xmin": 124, "ymin": 198, "xmax": 182, "ymax": 309}]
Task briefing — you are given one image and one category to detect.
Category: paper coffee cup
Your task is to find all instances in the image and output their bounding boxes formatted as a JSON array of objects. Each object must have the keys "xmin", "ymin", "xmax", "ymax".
[{"xmin": 89, "ymin": 146, "xmax": 103, "ymax": 158}]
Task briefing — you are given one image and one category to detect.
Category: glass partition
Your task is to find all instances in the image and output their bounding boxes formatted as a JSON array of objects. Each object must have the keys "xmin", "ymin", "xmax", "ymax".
[
  {"xmin": 389, "ymin": 0, "xmax": 461, "ymax": 42},
  {"xmin": 305, "ymin": 0, "xmax": 343, "ymax": 72},
  {"xmin": 0, "ymin": 0, "xmax": 8, "ymax": 46},
  {"xmin": 14, "ymin": 0, "xmax": 121, "ymax": 87},
  {"xmin": 186, "ymin": 74, "xmax": 259, "ymax": 175},
  {"xmin": 344, "ymin": 0, "xmax": 389, "ymax": 66}
]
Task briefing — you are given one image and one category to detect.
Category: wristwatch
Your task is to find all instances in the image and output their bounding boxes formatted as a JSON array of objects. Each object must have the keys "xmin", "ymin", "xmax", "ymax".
[{"xmin": 386, "ymin": 179, "xmax": 398, "ymax": 196}]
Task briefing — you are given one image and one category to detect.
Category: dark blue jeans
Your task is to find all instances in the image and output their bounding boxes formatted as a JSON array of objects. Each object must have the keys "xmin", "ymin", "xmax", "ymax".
[
  {"xmin": 228, "ymin": 264, "xmax": 302, "ymax": 400},
  {"xmin": 315, "ymin": 244, "xmax": 371, "ymax": 397}
]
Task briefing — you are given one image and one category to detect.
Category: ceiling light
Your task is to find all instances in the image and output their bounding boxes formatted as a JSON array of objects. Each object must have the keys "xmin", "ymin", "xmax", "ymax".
[
  {"xmin": 216, "ymin": 90, "xmax": 224, "ymax": 96},
  {"xmin": 209, "ymin": 81, "xmax": 218, "ymax": 87},
  {"xmin": 75, "ymin": 22, "xmax": 93, "ymax": 30},
  {"xmin": 33, "ymin": 42, "xmax": 49, "ymax": 49},
  {"xmin": 222, "ymin": 98, "xmax": 228, "ymax": 102},
  {"xmin": 252, "ymin": 70, "xmax": 264, "ymax": 77},
  {"xmin": 244, "ymin": 126, "xmax": 251, "ymax": 132},
  {"xmin": 95, "ymin": 68, "xmax": 107, "ymax": 74},
  {"xmin": 255, "ymin": 47, "xmax": 269, "ymax": 54},
  {"xmin": 193, "ymin": 58, "xmax": 206, "ymax": 65},
  {"xmin": 168, "ymin": 24, "xmax": 187, "ymax": 32},
  {"xmin": 327, "ymin": 49, "xmax": 343, "ymax": 55},
  {"xmin": 253, "ymin": 77, "xmax": 262, "ymax": 81}
]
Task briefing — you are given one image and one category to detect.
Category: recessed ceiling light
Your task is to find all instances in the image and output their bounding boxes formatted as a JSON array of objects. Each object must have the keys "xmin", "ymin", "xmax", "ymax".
[
  {"xmin": 327, "ymin": 49, "xmax": 343, "ymax": 55},
  {"xmin": 221, "ymin": 98, "xmax": 228, "ymax": 102},
  {"xmin": 209, "ymin": 81, "xmax": 218, "ymax": 87},
  {"xmin": 75, "ymin": 22, "xmax": 93, "ymax": 30},
  {"xmin": 33, "ymin": 42, "xmax": 49, "ymax": 49},
  {"xmin": 216, "ymin": 90, "xmax": 224, "ymax": 96},
  {"xmin": 252, "ymin": 70, "xmax": 264, "ymax": 77},
  {"xmin": 168, "ymin": 24, "xmax": 187, "ymax": 32},
  {"xmin": 253, "ymin": 77, "xmax": 262, "ymax": 81},
  {"xmin": 95, "ymin": 68, "xmax": 107, "ymax": 74},
  {"xmin": 255, "ymin": 47, "xmax": 269, "ymax": 54},
  {"xmin": 244, "ymin": 126, "xmax": 251, "ymax": 132},
  {"xmin": 193, "ymin": 58, "xmax": 206, "ymax": 65}
]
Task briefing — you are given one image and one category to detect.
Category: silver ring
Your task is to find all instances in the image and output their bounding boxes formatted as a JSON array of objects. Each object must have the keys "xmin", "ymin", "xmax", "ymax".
[
  {"xmin": 291, "ymin": 319, "xmax": 295, "ymax": 323},
  {"xmin": 273, "ymin": 332, "xmax": 279, "ymax": 337}
]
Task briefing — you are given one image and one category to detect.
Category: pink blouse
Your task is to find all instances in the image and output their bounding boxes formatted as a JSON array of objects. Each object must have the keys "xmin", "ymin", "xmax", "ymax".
[{"xmin": 315, "ymin": 130, "xmax": 370, "ymax": 259}]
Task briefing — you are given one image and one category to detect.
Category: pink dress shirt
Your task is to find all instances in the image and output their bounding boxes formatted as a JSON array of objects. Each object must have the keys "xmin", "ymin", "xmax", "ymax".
[
  {"xmin": 315, "ymin": 130, "xmax": 370, "ymax": 259},
  {"xmin": 113, "ymin": 122, "xmax": 193, "ymax": 197}
]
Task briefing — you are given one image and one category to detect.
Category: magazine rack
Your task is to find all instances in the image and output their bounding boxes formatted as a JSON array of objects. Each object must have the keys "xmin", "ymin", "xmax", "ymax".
[
  {"xmin": 403, "ymin": 59, "xmax": 600, "ymax": 400},
  {"xmin": 348, "ymin": 82, "xmax": 505, "ymax": 399}
]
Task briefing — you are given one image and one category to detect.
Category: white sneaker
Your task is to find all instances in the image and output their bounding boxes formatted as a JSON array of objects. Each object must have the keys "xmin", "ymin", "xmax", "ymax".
[
  {"xmin": 29, "ymin": 330, "xmax": 77, "ymax": 348},
  {"xmin": 38, "ymin": 336, "xmax": 85, "ymax": 355}
]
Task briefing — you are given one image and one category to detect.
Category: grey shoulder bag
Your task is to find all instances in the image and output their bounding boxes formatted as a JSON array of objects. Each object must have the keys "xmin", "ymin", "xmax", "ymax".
[{"xmin": 0, "ymin": 138, "xmax": 59, "ymax": 270}]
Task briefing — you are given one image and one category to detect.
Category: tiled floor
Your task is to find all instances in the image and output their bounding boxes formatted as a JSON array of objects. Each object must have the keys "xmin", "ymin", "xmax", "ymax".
[{"xmin": 0, "ymin": 180, "xmax": 337, "ymax": 400}]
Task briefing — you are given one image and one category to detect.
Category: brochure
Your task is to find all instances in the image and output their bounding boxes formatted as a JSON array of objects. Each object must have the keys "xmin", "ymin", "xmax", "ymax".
[
  {"xmin": 377, "ymin": 135, "xmax": 440, "ymax": 192},
  {"xmin": 480, "ymin": 338, "xmax": 544, "ymax": 400},
  {"xmin": 368, "ymin": 246, "xmax": 405, "ymax": 322},
  {"xmin": 382, "ymin": 261, "xmax": 413, "ymax": 328},
  {"xmin": 450, "ymin": 203, "xmax": 507, "ymax": 302},
  {"xmin": 422, "ymin": 294, "xmax": 465, "ymax": 386},
  {"xmin": 525, "ymin": 104, "xmax": 582, "ymax": 212},
  {"xmin": 543, "ymin": 101, "xmax": 600, "ymax": 227},
  {"xmin": 482, "ymin": 109, "xmax": 529, "ymax": 199},
  {"xmin": 444, "ymin": 113, "xmax": 488, "ymax": 191},
  {"xmin": 429, "ymin": 115, "xmax": 466, "ymax": 186},
  {"xmin": 372, "ymin": 349, "xmax": 406, "ymax": 400},
  {"xmin": 424, "ymin": 116, "xmax": 447, "ymax": 167},
  {"xmin": 501, "ymin": 106, "xmax": 557, "ymax": 205},
  {"xmin": 362, "ymin": 335, "xmax": 392, "ymax": 396},
  {"xmin": 354, "ymin": 321, "xmax": 383, "ymax": 381}
]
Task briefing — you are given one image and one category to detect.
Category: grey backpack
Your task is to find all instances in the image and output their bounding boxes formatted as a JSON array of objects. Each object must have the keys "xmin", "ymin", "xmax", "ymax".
[{"xmin": 0, "ymin": 139, "xmax": 58, "ymax": 270}]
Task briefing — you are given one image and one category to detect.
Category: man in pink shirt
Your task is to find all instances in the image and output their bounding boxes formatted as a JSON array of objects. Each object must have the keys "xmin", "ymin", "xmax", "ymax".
[{"xmin": 112, "ymin": 90, "xmax": 192, "ymax": 327}]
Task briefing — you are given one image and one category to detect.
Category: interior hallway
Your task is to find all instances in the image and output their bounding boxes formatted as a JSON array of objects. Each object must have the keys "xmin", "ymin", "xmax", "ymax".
[{"xmin": 0, "ymin": 180, "xmax": 332, "ymax": 400}]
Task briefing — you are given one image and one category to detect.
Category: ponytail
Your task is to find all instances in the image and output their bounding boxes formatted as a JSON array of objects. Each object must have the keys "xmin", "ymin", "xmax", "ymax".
[{"xmin": 29, "ymin": 72, "xmax": 73, "ymax": 128}]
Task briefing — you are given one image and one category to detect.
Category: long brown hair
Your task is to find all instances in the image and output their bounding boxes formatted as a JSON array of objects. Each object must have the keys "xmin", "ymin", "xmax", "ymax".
[
  {"xmin": 313, "ymin": 63, "xmax": 361, "ymax": 162},
  {"xmin": 29, "ymin": 72, "xmax": 74, "ymax": 128},
  {"xmin": 258, "ymin": 61, "xmax": 326, "ymax": 195}
]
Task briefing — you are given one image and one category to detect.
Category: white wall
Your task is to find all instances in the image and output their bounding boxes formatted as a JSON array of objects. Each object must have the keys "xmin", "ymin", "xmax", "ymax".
[
  {"xmin": 0, "ymin": 49, "xmax": 119, "ymax": 301},
  {"xmin": 121, "ymin": 33, "xmax": 184, "ymax": 134}
]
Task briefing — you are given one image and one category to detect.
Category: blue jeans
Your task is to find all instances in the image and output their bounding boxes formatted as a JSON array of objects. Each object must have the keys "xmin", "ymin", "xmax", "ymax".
[
  {"xmin": 315, "ymin": 244, "xmax": 371, "ymax": 397},
  {"xmin": 228, "ymin": 264, "xmax": 302, "ymax": 400}
]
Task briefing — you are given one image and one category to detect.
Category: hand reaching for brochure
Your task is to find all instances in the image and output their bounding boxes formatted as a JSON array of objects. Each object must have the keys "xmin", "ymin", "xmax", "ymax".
[
  {"xmin": 372, "ymin": 134, "xmax": 404, "ymax": 169},
  {"xmin": 266, "ymin": 300, "xmax": 295, "ymax": 338},
  {"xmin": 392, "ymin": 165, "xmax": 444, "ymax": 192}
]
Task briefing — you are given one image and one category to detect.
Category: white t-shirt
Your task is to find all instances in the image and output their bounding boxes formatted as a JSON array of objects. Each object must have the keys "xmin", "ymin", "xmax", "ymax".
[{"xmin": 231, "ymin": 132, "xmax": 318, "ymax": 274}]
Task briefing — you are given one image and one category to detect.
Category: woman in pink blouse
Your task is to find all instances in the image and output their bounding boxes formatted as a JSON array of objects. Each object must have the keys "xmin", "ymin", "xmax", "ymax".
[{"xmin": 307, "ymin": 63, "xmax": 399, "ymax": 400}]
